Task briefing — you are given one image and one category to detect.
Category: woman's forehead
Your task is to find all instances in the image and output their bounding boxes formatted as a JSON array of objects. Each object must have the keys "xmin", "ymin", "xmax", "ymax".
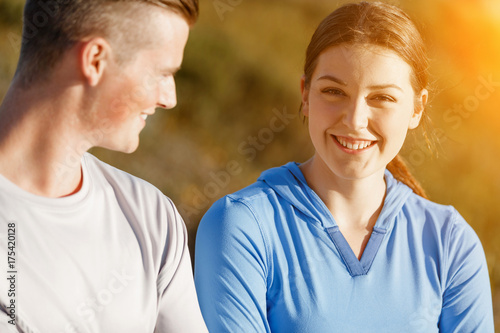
[{"xmin": 313, "ymin": 44, "xmax": 413, "ymax": 88}]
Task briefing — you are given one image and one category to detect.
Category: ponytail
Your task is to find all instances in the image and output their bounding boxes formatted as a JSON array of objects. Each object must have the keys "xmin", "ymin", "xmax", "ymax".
[{"xmin": 387, "ymin": 155, "xmax": 427, "ymax": 199}]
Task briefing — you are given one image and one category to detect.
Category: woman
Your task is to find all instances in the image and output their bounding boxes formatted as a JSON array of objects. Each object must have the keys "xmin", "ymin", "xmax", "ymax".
[{"xmin": 194, "ymin": 2, "xmax": 494, "ymax": 332}]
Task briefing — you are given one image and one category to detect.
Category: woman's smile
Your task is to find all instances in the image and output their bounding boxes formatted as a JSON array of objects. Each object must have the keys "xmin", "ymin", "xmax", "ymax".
[
  {"xmin": 332, "ymin": 135, "xmax": 376, "ymax": 153},
  {"xmin": 301, "ymin": 43, "xmax": 427, "ymax": 180}
]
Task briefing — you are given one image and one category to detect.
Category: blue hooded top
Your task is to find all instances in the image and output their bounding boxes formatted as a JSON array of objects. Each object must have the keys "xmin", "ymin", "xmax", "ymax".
[{"xmin": 195, "ymin": 163, "xmax": 493, "ymax": 332}]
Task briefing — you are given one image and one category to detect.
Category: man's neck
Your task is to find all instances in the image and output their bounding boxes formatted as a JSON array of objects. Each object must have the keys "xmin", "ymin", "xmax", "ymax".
[{"xmin": 0, "ymin": 81, "xmax": 90, "ymax": 198}]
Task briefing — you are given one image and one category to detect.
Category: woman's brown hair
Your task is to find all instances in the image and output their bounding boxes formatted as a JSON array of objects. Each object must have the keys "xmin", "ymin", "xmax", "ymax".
[{"xmin": 303, "ymin": 1, "xmax": 429, "ymax": 198}]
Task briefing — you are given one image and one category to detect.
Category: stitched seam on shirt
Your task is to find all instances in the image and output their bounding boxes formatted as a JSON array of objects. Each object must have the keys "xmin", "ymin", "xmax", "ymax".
[
  {"xmin": 361, "ymin": 227, "xmax": 387, "ymax": 273},
  {"xmin": 228, "ymin": 196, "xmax": 272, "ymax": 288},
  {"xmin": 442, "ymin": 207, "xmax": 457, "ymax": 292},
  {"xmin": 326, "ymin": 227, "xmax": 355, "ymax": 276},
  {"xmin": 157, "ymin": 197, "xmax": 183, "ymax": 293}
]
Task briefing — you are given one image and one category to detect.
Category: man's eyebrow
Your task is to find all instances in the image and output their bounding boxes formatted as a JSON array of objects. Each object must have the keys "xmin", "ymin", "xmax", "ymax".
[{"xmin": 316, "ymin": 75, "xmax": 347, "ymax": 86}]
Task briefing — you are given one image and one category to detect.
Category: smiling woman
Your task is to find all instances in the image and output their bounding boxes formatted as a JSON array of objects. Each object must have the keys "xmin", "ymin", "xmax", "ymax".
[
  {"xmin": 301, "ymin": 44, "xmax": 426, "ymax": 191},
  {"xmin": 194, "ymin": 2, "xmax": 494, "ymax": 332}
]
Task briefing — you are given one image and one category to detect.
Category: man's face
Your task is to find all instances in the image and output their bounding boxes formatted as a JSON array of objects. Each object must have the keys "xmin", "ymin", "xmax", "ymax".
[{"xmin": 91, "ymin": 8, "xmax": 190, "ymax": 153}]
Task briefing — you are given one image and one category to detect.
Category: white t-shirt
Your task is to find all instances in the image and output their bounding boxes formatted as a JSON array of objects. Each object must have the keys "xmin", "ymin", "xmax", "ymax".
[{"xmin": 0, "ymin": 153, "xmax": 208, "ymax": 333}]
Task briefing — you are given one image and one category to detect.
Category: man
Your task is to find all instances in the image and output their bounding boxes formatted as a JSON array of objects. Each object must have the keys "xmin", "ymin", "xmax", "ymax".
[{"xmin": 0, "ymin": 0, "xmax": 208, "ymax": 332}]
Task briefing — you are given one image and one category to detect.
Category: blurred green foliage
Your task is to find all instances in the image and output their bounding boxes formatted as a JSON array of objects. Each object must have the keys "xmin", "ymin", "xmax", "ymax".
[{"xmin": 1, "ymin": 0, "xmax": 500, "ymax": 328}]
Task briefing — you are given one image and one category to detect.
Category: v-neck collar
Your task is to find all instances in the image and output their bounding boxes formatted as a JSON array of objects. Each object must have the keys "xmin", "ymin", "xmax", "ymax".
[
  {"xmin": 283, "ymin": 163, "xmax": 413, "ymax": 276},
  {"xmin": 326, "ymin": 225, "xmax": 387, "ymax": 276}
]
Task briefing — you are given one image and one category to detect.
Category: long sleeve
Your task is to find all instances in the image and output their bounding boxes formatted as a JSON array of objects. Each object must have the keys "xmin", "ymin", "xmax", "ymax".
[
  {"xmin": 439, "ymin": 211, "xmax": 494, "ymax": 332},
  {"xmin": 155, "ymin": 201, "xmax": 208, "ymax": 333},
  {"xmin": 195, "ymin": 197, "xmax": 271, "ymax": 333}
]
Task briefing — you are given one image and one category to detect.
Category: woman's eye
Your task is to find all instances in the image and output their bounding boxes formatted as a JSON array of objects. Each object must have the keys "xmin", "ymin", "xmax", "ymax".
[
  {"xmin": 321, "ymin": 88, "xmax": 345, "ymax": 96},
  {"xmin": 373, "ymin": 95, "xmax": 396, "ymax": 102}
]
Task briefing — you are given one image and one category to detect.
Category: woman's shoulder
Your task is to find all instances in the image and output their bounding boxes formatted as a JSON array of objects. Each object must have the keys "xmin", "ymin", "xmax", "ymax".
[
  {"xmin": 228, "ymin": 179, "xmax": 275, "ymax": 203},
  {"xmin": 213, "ymin": 162, "xmax": 301, "ymax": 212},
  {"xmin": 196, "ymin": 179, "xmax": 278, "ymax": 263},
  {"xmin": 403, "ymin": 192, "xmax": 478, "ymax": 241},
  {"xmin": 204, "ymin": 179, "xmax": 279, "ymax": 225},
  {"xmin": 405, "ymin": 192, "xmax": 459, "ymax": 220},
  {"xmin": 199, "ymin": 162, "xmax": 304, "ymax": 234}
]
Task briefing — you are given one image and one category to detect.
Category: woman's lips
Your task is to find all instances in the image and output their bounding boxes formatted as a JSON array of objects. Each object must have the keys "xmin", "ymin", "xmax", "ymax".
[{"xmin": 333, "ymin": 135, "xmax": 376, "ymax": 151}]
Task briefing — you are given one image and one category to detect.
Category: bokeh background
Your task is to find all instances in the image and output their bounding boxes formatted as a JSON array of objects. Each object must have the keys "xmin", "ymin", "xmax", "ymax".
[{"xmin": 1, "ymin": 0, "xmax": 500, "ymax": 328}]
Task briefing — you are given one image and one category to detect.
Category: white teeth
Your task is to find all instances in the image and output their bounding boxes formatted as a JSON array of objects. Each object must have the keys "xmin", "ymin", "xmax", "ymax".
[
  {"xmin": 141, "ymin": 114, "xmax": 148, "ymax": 120},
  {"xmin": 336, "ymin": 137, "xmax": 372, "ymax": 150}
]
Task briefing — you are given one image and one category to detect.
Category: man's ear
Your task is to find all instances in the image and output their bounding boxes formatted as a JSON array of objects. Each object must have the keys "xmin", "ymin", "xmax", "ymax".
[
  {"xmin": 80, "ymin": 38, "xmax": 111, "ymax": 86},
  {"xmin": 409, "ymin": 88, "xmax": 428, "ymax": 129},
  {"xmin": 300, "ymin": 75, "xmax": 310, "ymax": 117}
]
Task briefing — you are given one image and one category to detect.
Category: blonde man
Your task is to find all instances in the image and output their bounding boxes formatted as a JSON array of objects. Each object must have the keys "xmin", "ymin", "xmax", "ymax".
[{"xmin": 0, "ymin": 1, "xmax": 207, "ymax": 332}]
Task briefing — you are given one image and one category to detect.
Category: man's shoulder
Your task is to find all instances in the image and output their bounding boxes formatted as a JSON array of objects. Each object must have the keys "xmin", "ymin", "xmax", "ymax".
[
  {"xmin": 84, "ymin": 153, "xmax": 183, "ymax": 230},
  {"xmin": 84, "ymin": 153, "xmax": 171, "ymax": 205},
  {"xmin": 84, "ymin": 153, "xmax": 157, "ymax": 189}
]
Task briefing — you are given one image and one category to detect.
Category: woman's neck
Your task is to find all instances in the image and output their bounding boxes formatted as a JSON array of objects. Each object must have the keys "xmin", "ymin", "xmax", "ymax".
[{"xmin": 300, "ymin": 155, "xmax": 387, "ymax": 258}]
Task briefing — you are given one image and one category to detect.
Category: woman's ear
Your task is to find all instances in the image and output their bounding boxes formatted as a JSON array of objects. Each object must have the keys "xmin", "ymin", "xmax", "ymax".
[
  {"xmin": 301, "ymin": 75, "xmax": 310, "ymax": 117},
  {"xmin": 409, "ymin": 88, "xmax": 428, "ymax": 129},
  {"xmin": 80, "ymin": 38, "xmax": 111, "ymax": 86}
]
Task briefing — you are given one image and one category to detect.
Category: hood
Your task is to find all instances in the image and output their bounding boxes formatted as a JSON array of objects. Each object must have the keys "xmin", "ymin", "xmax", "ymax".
[{"xmin": 257, "ymin": 162, "xmax": 413, "ymax": 231}]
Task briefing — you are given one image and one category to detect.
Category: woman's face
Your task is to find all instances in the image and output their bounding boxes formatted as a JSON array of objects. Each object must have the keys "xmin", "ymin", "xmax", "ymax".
[{"xmin": 301, "ymin": 44, "xmax": 427, "ymax": 181}]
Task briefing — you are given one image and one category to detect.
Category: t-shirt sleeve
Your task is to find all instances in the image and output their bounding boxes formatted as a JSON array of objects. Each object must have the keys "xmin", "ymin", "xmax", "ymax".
[
  {"xmin": 195, "ymin": 196, "xmax": 270, "ymax": 333},
  {"xmin": 154, "ymin": 198, "xmax": 208, "ymax": 333},
  {"xmin": 439, "ymin": 210, "xmax": 494, "ymax": 332}
]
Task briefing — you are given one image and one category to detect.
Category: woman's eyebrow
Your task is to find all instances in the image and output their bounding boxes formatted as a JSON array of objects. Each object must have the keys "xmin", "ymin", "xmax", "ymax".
[
  {"xmin": 316, "ymin": 75, "xmax": 347, "ymax": 86},
  {"xmin": 368, "ymin": 83, "xmax": 404, "ymax": 92}
]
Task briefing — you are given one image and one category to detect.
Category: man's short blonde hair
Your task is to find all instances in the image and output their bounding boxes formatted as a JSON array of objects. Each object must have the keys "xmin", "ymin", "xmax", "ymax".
[{"xmin": 16, "ymin": 0, "xmax": 199, "ymax": 87}]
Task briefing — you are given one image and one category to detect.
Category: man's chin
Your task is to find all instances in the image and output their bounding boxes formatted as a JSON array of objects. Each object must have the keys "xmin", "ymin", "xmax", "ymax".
[
  {"xmin": 119, "ymin": 143, "xmax": 140, "ymax": 154},
  {"xmin": 97, "ymin": 140, "xmax": 140, "ymax": 154}
]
